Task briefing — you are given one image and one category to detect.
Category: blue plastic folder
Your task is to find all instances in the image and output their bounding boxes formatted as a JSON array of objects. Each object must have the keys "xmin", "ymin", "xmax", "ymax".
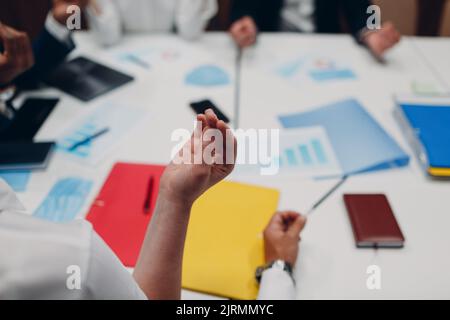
[
  {"xmin": 279, "ymin": 99, "xmax": 409, "ymax": 176},
  {"xmin": 34, "ymin": 178, "xmax": 93, "ymax": 223},
  {"xmin": 0, "ymin": 171, "xmax": 31, "ymax": 192},
  {"xmin": 398, "ymin": 103, "xmax": 450, "ymax": 177}
]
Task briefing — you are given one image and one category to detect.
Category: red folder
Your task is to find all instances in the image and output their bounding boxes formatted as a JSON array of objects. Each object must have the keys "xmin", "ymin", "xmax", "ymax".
[{"xmin": 86, "ymin": 162, "xmax": 166, "ymax": 267}]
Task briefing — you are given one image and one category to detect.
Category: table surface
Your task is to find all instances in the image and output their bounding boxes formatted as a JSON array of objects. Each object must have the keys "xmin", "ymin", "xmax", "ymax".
[
  {"xmin": 16, "ymin": 32, "xmax": 450, "ymax": 300},
  {"xmin": 410, "ymin": 37, "xmax": 450, "ymax": 93}
]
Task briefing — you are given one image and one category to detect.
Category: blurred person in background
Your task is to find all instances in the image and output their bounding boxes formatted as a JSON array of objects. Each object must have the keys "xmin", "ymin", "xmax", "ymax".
[
  {"xmin": 229, "ymin": 0, "xmax": 401, "ymax": 60},
  {"xmin": 86, "ymin": 0, "xmax": 218, "ymax": 47},
  {"xmin": 0, "ymin": 0, "xmax": 89, "ymax": 89}
]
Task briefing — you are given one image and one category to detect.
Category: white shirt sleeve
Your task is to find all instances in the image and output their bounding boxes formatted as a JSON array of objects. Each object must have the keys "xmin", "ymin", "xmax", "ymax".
[
  {"xmin": 0, "ymin": 178, "xmax": 147, "ymax": 300},
  {"xmin": 175, "ymin": 0, "xmax": 218, "ymax": 40},
  {"xmin": 86, "ymin": 0, "xmax": 123, "ymax": 47},
  {"xmin": 257, "ymin": 268, "xmax": 297, "ymax": 300},
  {"xmin": 82, "ymin": 231, "xmax": 147, "ymax": 300},
  {"xmin": 44, "ymin": 13, "xmax": 72, "ymax": 46}
]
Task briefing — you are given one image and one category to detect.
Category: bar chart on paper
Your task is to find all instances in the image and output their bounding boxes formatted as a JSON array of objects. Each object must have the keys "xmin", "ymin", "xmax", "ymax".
[
  {"xmin": 277, "ymin": 127, "xmax": 342, "ymax": 178},
  {"xmin": 235, "ymin": 126, "xmax": 342, "ymax": 178}
]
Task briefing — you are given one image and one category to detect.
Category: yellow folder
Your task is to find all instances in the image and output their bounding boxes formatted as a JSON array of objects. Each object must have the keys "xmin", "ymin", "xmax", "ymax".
[{"xmin": 182, "ymin": 181, "xmax": 280, "ymax": 300}]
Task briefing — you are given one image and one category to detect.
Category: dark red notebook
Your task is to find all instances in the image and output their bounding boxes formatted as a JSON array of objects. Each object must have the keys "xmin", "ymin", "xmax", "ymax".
[
  {"xmin": 343, "ymin": 194, "xmax": 405, "ymax": 248},
  {"xmin": 86, "ymin": 162, "xmax": 166, "ymax": 266}
]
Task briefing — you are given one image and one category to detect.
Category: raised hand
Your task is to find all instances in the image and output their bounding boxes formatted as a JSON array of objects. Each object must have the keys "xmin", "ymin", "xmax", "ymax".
[{"xmin": 159, "ymin": 109, "xmax": 237, "ymax": 206}]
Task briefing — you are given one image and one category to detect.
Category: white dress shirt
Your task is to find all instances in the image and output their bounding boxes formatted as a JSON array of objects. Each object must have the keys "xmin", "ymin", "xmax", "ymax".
[
  {"xmin": 0, "ymin": 179, "xmax": 146, "ymax": 300},
  {"xmin": 0, "ymin": 179, "xmax": 294, "ymax": 300},
  {"xmin": 86, "ymin": 0, "xmax": 218, "ymax": 46},
  {"xmin": 281, "ymin": 0, "xmax": 316, "ymax": 33}
]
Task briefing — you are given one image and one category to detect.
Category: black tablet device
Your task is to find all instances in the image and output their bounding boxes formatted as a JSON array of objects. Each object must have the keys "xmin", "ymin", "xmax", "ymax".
[
  {"xmin": 0, "ymin": 98, "xmax": 59, "ymax": 142},
  {"xmin": 45, "ymin": 56, "xmax": 134, "ymax": 102},
  {"xmin": 0, "ymin": 142, "xmax": 55, "ymax": 170}
]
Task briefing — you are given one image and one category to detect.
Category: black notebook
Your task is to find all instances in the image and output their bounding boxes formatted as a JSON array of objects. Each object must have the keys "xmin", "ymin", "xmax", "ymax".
[
  {"xmin": 0, "ymin": 98, "xmax": 59, "ymax": 142},
  {"xmin": 0, "ymin": 142, "xmax": 55, "ymax": 171},
  {"xmin": 45, "ymin": 57, "xmax": 134, "ymax": 102}
]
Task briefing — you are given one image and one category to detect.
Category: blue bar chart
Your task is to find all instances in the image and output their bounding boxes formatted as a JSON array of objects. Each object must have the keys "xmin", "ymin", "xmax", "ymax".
[{"xmin": 276, "ymin": 127, "xmax": 342, "ymax": 178}]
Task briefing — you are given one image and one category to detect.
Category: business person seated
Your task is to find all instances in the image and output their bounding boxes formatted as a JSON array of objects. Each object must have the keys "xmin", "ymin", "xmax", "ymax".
[
  {"xmin": 0, "ymin": 0, "xmax": 89, "ymax": 89},
  {"xmin": 229, "ymin": 0, "xmax": 401, "ymax": 59},
  {"xmin": 86, "ymin": 0, "xmax": 218, "ymax": 47}
]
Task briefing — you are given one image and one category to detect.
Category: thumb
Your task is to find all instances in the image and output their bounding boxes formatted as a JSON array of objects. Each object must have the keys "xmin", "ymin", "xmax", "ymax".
[{"xmin": 287, "ymin": 215, "xmax": 307, "ymax": 238}]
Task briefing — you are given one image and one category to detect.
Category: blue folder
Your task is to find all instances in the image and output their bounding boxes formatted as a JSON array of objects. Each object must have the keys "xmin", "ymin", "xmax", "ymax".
[
  {"xmin": 398, "ymin": 103, "xmax": 450, "ymax": 176},
  {"xmin": 279, "ymin": 99, "xmax": 409, "ymax": 176}
]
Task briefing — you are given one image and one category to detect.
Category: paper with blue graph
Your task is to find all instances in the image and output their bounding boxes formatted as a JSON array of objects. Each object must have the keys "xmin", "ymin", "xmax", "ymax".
[
  {"xmin": 275, "ymin": 55, "xmax": 356, "ymax": 83},
  {"xmin": 57, "ymin": 103, "xmax": 145, "ymax": 165},
  {"xmin": 276, "ymin": 127, "xmax": 342, "ymax": 177},
  {"xmin": 33, "ymin": 178, "xmax": 93, "ymax": 223},
  {"xmin": 234, "ymin": 127, "xmax": 342, "ymax": 178},
  {"xmin": 0, "ymin": 171, "xmax": 31, "ymax": 192},
  {"xmin": 279, "ymin": 99, "xmax": 410, "ymax": 176}
]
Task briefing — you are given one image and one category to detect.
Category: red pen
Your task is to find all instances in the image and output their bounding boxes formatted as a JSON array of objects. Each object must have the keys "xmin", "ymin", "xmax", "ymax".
[{"xmin": 143, "ymin": 176, "xmax": 154, "ymax": 214}]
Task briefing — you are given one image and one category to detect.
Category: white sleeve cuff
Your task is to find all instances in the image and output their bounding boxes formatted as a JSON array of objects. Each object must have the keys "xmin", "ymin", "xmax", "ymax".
[
  {"xmin": 45, "ymin": 13, "xmax": 72, "ymax": 45},
  {"xmin": 257, "ymin": 268, "xmax": 297, "ymax": 300}
]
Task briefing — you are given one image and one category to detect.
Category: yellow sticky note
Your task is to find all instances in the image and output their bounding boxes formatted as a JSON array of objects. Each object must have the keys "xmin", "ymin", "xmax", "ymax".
[{"xmin": 182, "ymin": 181, "xmax": 280, "ymax": 300}]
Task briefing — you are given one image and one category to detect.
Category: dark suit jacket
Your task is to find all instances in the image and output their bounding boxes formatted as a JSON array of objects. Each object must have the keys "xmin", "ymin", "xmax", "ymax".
[
  {"xmin": 14, "ymin": 28, "xmax": 75, "ymax": 88},
  {"xmin": 231, "ymin": 0, "xmax": 372, "ymax": 39}
]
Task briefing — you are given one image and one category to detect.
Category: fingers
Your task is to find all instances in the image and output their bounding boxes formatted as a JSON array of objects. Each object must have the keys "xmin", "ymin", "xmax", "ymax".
[
  {"xmin": 287, "ymin": 214, "xmax": 307, "ymax": 238},
  {"xmin": 205, "ymin": 108, "xmax": 219, "ymax": 129},
  {"xmin": 217, "ymin": 118, "xmax": 237, "ymax": 165},
  {"xmin": 0, "ymin": 24, "xmax": 34, "ymax": 83},
  {"xmin": 267, "ymin": 211, "xmax": 307, "ymax": 238},
  {"xmin": 265, "ymin": 212, "xmax": 286, "ymax": 232},
  {"xmin": 230, "ymin": 17, "xmax": 257, "ymax": 48}
]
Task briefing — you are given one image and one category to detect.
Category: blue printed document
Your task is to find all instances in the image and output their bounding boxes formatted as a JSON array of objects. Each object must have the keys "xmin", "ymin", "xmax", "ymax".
[
  {"xmin": 33, "ymin": 177, "xmax": 93, "ymax": 223},
  {"xmin": 0, "ymin": 171, "xmax": 31, "ymax": 192},
  {"xmin": 279, "ymin": 99, "xmax": 410, "ymax": 176},
  {"xmin": 57, "ymin": 102, "xmax": 145, "ymax": 165}
]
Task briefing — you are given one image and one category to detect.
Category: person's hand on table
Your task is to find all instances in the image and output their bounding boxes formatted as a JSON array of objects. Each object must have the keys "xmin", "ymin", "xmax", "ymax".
[
  {"xmin": 52, "ymin": 0, "xmax": 90, "ymax": 26},
  {"xmin": 264, "ymin": 211, "xmax": 307, "ymax": 266},
  {"xmin": 363, "ymin": 22, "xmax": 401, "ymax": 59},
  {"xmin": 230, "ymin": 16, "xmax": 258, "ymax": 48},
  {"xmin": 159, "ymin": 109, "xmax": 237, "ymax": 207},
  {"xmin": 0, "ymin": 23, "xmax": 34, "ymax": 85}
]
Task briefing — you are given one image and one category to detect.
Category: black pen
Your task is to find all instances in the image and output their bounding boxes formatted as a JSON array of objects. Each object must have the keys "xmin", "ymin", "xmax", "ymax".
[
  {"xmin": 143, "ymin": 176, "xmax": 155, "ymax": 214},
  {"xmin": 306, "ymin": 176, "xmax": 348, "ymax": 216},
  {"xmin": 69, "ymin": 127, "xmax": 110, "ymax": 151}
]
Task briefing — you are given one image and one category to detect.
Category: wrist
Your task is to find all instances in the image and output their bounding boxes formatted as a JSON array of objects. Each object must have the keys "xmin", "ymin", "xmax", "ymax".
[
  {"xmin": 255, "ymin": 260, "xmax": 294, "ymax": 284},
  {"xmin": 157, "ymin": 190, "xmax": 194, "ymax": 214}
]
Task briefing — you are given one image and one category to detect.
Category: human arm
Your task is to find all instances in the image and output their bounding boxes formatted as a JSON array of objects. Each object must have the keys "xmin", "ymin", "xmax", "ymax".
[
  {"xmin": 176, "ymin": 0, "xmax": 218, "ymax": 41},
  {"xmin": 257, "ymin": 211, "xmax": 307, "ymax": 300},
  {"xmin": 133, "ymin": 109, "xmax": 237, "ymax": 300},
  {"xmin": 14, "ymin": 0, "xmax": 91, "ymax": 88},
  {"xmin": 341, "ymin": 0, "xmax": 401, "ymax": 59},
  {"xmin": 86, "ymin": 0, "xmax": 122, "ymax": 47}
]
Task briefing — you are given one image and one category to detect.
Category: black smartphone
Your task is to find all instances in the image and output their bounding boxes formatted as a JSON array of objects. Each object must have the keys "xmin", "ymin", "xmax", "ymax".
[
  {"xmin": 190, "ymin": 99, "xmax": 230, "ymax": 123},
  {"xmin": 0, "ymin": 142, "xmax": 55, "ymax": 170}
]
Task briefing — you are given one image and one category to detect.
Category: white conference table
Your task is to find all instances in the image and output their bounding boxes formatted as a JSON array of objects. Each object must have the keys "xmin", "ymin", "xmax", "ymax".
[
  {"xmin": 17, "ymin": 32, "xmax": 450, "ymax": 299},
  {"xmin": 410, "ymin": 37, "xmax": 450, "ymax": 93}
]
